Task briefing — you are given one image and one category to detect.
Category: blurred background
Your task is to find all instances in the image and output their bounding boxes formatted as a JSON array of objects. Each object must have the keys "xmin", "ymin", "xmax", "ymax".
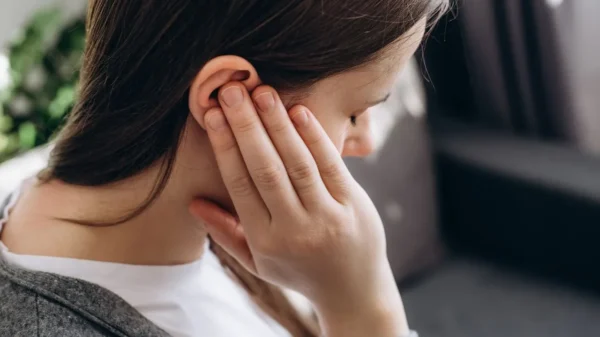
[{"xmin": 1, "ymin": 1, "xmax": 599, "ymax": 336}]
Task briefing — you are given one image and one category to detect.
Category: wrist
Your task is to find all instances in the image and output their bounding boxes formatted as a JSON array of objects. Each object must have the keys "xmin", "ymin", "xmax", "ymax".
[
  {"xmin": 316, "ymin": 297, "xmax": 409, "ymax": 337},
  {"xmin": 314, "ymin": 265, "xmax": 409, "ymax": 337}
]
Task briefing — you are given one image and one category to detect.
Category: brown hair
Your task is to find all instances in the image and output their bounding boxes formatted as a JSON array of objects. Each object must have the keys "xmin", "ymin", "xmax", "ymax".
[{"xmin": 41, "ymin": 1, "xmax": 448, "ymax": 336}]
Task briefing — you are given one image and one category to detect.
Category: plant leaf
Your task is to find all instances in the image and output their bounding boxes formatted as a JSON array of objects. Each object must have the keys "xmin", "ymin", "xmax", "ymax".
[{"xmin": 18, "ymin": 122, "xmax": 37, "ymax": 149}]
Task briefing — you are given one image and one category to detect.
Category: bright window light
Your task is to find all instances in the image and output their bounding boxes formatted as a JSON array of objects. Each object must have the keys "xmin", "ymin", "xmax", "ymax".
[
  {"xmin": 0, "ymin": 53, "xmax": 10, "ymax": 91},
  {"xmin": 546, "ymin": 0, "xmax": 563, "ymax": 8}
]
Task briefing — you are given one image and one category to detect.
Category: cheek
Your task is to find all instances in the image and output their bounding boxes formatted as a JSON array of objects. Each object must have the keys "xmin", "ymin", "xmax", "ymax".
[
  {"xmin": 299, "ymin": 103, "xmax": 349, "ymax": 154},
  {"xmin": 320, "ymin": 122, "xmax": 350, "ymax": 154}
]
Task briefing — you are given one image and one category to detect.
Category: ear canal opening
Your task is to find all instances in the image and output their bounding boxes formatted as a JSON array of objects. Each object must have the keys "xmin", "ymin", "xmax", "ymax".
[
  {"xmin": 231, "ymin": 70, "xmax": 250, "ymax": 81},
  {"xmin": 210, "ymin": 89, "xmax": 219, "ymax": 100}
]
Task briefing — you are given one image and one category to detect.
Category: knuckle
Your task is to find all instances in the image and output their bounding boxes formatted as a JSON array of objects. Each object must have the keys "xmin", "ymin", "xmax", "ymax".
[
  {"xmin": 288, "ymin": 227, "xmax": 342, "ymax": 257},
  {"xmin": 333, "ymin": 179, "xmax": 352, "ymax": 198},
  {"xmin": 227, "ymin": 174, "xmax": 255, "ymax": 197},
  {"xmin": 321, "ymin": 162, "xmax": 352, "ymax": 197},
  {"xmin": 233, "ymin": 118, "xmax": 258, "ymax": 133},
  {"xmin": 320, "ymin": 161, "xmax": 343, "ymax": 181},
  {"xmin": 287, "ymin": 162, "xmax": 316, "ymax": 188},
  {"xmin": 213, "ymin": 136, "xmax": 237, "ymax": 153},
  {"xmin": 253, "ymin": 165, "xmax": 284, "ymax": 191},
  {"xmin": 305, "ymin": 130, "xmax": 323, "ymax": 147},
  {"xmin": 267, "ymin": 120, "xmax": 289, "ymax": 134},
  {"xmin": 287, "ymin": 161, "xmax": 313, "ymax": 181}
]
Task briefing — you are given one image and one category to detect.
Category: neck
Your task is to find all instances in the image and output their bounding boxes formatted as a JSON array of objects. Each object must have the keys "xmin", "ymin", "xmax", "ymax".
[{"xmin": 3, "ymin": 122, "xmax": 230, "ymax": 266}]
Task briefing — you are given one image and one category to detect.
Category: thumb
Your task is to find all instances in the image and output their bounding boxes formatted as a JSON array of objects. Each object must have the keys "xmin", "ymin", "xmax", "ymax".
[{"xmin": 189, "ymin": 199, "xmax": 256, "ymax": 272}]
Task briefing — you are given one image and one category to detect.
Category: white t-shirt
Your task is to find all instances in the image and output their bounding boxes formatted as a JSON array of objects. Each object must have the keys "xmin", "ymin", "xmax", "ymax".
[{"xmin": 0, "ymin": 185, "xmax": 309, "ymax": 337}]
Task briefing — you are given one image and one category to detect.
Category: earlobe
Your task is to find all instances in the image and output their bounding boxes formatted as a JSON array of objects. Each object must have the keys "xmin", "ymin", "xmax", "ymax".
[{"xmin": 189, "ymin": 55, "xmax": 261, "ymax": 129}]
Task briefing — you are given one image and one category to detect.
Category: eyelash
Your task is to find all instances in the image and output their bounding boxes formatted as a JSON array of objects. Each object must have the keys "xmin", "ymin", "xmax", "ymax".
[{"xmin": 350, "ymin": 95, "xmax": 389, "ymax": 126}]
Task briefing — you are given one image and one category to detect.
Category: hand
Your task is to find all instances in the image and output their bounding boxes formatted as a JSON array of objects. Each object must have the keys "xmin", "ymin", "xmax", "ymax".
[{"xmin": 189, "ymin": 82, "xmax": 408, "ymax": 337}]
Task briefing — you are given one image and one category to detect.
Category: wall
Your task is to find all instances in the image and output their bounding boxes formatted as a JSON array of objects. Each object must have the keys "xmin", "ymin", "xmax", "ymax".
[{"xmin": 0, "ymin": 0, "xmax": 86, "ymax": 51}]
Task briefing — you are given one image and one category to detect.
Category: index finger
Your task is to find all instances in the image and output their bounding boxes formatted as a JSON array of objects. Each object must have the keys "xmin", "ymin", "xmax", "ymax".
[
  {"xmin": 218, "ymin": 82, "xmax": 302, "ymax": 217},
  {"xmin": 203, "ymin": 107, "xmax": 270, "ymax": 228}
]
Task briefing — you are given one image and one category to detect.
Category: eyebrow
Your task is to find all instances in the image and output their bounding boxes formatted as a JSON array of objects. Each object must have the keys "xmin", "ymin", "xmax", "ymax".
[{"xmin": 365, "ymin": 93, "xmax": 391, "ymax": 107}]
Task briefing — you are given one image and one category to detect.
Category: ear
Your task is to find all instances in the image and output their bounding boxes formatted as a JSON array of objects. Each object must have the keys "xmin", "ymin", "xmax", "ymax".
[{"xmin": 189, "ymin": 55, "xmax": 261, "ymax": 129}]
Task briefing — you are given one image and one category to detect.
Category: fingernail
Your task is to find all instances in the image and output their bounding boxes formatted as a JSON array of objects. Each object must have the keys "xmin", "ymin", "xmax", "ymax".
[
  {"xmin": 291, "ymin": 109, "xmax": 308, "ymax": 127},
  {"xmin": 232, "ymin": 70, "xmax": 250, "ymax": 81},
  {"xmin": 255, "ymin": 92, "xmax": 275, "ymax": 112},
  {"xmin": 207, "ymin": 111, "xmax": 227, "ymax": 131},
  {"xmin": 221, "ymin": 86, "xmax": 243, "ymax": 107}
]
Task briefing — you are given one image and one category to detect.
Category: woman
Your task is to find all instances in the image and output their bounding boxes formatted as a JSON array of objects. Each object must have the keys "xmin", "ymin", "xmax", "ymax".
[{"xmin": 0, "ymin": 1, "xmax": 448, "ymax": 336}]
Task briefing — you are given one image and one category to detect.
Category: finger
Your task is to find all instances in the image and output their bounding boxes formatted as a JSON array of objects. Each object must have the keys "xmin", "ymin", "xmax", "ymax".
[
  {"xmin": 189, "ymin": 199, "xmax": 256, "ymax": 272},
  {"xmin": 204, "ymin": 107, "xmax": 270, "ymax": 228},
  {"xmin": 252, "ymin": 87, "xmax": 329, "ymax": 206},
  {"xmin": 289, "ymin": 106, "xmax": 354, "ymax": 203},
  {"xmin": 218, "ymin": 82, "xmax": 301, "ymax": 215}
]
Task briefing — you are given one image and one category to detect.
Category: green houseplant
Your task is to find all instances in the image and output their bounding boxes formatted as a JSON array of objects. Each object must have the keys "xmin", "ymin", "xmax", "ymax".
[{"xmin": 0, "ymin": 8, "xmax": 85, "ymax": 163}]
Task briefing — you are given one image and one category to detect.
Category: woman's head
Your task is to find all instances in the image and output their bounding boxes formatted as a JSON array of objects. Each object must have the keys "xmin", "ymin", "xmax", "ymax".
[
  {"xmin": 46, "ymin": 0, "xmax": 448, "ymax": 190},
  {"xmin": 41, "ymin": 2, "xmax": 448, "ymax": 336}
]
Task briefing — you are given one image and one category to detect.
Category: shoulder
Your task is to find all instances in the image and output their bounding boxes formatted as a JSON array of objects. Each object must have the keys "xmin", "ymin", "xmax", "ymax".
[
  {"xmin": 0, "ymin": 187, "xmax": 107, "ymax": 336},
  {"xmin": 0, "ymin": 273, "xmax": 110, "ymax": 337},
  {"xmin": 0, "ymin": 263, "xmax": 171, "ymax": 337},
  {"xmin": 0, "ymin": 275, "xmax": 38, "ymax": 336}
]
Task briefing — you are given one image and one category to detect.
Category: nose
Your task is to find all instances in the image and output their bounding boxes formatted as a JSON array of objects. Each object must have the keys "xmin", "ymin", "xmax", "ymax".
[
  {"xmin": 342, "ymin": 111, "xmax": 375, "ymax": 158},
  {"xmin": 343, "ymin": 138, "xmax": 374, "ymax": 157}
]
